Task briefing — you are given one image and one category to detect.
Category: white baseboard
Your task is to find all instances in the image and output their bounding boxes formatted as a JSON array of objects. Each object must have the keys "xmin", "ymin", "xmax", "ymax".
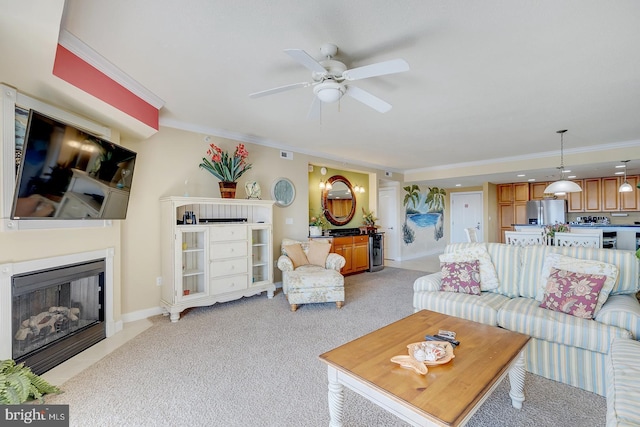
[{"xmin": 121, "ymin": 306, "xmax": 164, "ymax": 323}]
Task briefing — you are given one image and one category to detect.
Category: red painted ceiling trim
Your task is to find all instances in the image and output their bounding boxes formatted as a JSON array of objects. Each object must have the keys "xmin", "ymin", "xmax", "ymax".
[{"xmin": 53, "ymin": 44, "xmax": 159, "ymax": 130}]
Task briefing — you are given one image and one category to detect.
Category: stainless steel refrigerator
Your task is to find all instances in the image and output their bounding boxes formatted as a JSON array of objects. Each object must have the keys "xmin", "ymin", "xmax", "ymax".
[{"xmin": 525, "ymin": 200, "xmax": 567, "ymax": 225}]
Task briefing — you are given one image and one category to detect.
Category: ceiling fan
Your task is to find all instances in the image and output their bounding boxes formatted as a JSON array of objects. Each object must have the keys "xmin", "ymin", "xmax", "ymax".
[{"xmin": 249, "ymin": 43, "xmax": 410, "ymax": 118}]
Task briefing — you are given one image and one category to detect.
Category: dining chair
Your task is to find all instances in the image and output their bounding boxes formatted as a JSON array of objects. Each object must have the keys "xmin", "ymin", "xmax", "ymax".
[
  {"xmin": 464, "ymin": 227, "xmax": 478, "ymax": 242},
  {"xmin": 504, "ymin": 230, "xmax": 547, "ymax": 246},
  {"xmin": 564, "ymin": 229, "xmax": 603, "ymax": 248},
  {"xmin": 554, "ymin": 232, "xmax": 601, "ymax": 248}
]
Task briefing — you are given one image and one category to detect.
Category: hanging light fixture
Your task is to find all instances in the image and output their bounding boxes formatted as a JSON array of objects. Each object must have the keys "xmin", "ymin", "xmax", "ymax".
[
  {"xmin": 544, "ymin": 130, "xmax": 582, "ymax": 195},
  {"xmin": 619, "ymin": 160, "xmax": 633, "ymax": 192}
]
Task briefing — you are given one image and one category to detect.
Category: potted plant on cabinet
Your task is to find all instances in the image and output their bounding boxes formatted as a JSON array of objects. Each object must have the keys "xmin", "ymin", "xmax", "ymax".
[{"xmin": 309, "ymin": 213, "xmax": 329, "ymax": 237}]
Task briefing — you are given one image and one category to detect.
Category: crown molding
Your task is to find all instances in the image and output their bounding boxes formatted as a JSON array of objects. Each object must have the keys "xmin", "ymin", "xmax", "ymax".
[
  {"xmin": 159, "ymin": 117, "xmax": 405, "ymax": 175},
  {"xmin": 404, "ymin": 139, "xmax": 640, "ymax": 175},
  {"xmin": 57, "ymin": 29, "xmax": 164, "ymax": 109}
]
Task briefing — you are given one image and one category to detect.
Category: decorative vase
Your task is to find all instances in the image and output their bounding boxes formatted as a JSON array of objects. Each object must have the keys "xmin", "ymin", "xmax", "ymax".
[
  {"xmin": 309, "ymin": 226, "xmax": 322, "ymax": 237},
  {"xmin": 219, "ymin": 181, "xmax": 237, "ymax": 199}
]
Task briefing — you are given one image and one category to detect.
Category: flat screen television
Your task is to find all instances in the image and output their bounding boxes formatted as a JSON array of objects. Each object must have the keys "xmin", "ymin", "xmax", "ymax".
[{"xmin": 11, "ymin": 110, "xmax": 137, "ymax": 220}]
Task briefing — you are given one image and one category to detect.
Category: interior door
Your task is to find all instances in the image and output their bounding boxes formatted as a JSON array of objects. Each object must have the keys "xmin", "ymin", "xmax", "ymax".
[
  {"xmin": 378, "ymin": 186, "xmax": 399, "ymax": 260},
  {"xmin": 450, "ymin": 192, "xmax": 484, "ymax": 243}
]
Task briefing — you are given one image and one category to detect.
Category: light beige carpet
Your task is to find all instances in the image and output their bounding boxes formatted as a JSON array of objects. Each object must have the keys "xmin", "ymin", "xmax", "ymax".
[{"xmin": 46, "ymin": 267, "xmax": 606, "ymax": 426}]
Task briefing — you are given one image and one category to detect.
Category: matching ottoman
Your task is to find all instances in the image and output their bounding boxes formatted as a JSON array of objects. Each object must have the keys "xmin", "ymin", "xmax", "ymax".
[{"xmin": 606, "ymin": 338, "xmax": 640, "ymax": 426}]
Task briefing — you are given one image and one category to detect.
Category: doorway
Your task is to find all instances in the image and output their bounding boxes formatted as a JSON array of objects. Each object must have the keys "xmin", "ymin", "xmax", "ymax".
[
  {"xmin": 450, "ymin": 192, "xmax": 484, "ymax": 243},
  {"xmin": 378, "ymin": 185, "xmax": 400, "ymax": 260}
]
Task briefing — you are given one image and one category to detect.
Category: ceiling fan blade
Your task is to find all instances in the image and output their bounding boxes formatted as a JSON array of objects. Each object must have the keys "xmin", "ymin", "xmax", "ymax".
[
  {"xmin": 307, "ymin": 95, "xmax": 321, "ymax": 120},
  {"xmin": 345, "ymin": 86, "xmax": 392, "ymax": 113},
  {"xmin": 284, "ymin": 49, "xmax": 327, "ymax": 74},
  {"xmin": 249, "ymin": 82, "xmax": 309, "ymax": 98},
  {"xmin": 342, "ymin": 58, "xmax": 410, "ymax": 81}
]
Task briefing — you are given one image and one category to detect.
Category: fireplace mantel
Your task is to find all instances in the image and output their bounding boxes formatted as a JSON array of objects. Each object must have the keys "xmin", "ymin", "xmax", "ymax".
[{"xmin": 0, "ymin": 248, "xmax": 118, "ymax": 360}]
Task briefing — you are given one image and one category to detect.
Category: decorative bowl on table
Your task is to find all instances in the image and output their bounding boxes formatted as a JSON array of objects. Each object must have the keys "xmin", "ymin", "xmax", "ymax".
[
  {"xmin": 390, "ymin": 341, "xmax": 455, "ymax": 375},
  {"xmin": 406, "ymin": 341, "xmax": 455, "ymax": 366}
]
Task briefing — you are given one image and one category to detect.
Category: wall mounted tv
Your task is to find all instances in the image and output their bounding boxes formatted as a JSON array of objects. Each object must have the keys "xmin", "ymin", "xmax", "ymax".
[{"xmin": 11, "ymin": 110, "xmax": 136, "ymax": 220}]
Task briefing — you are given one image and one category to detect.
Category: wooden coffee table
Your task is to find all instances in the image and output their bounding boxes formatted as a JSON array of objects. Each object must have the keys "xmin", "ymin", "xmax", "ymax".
[{"xmin": 319, "ymin": 310, "xmax": 530, "ymax": 427}]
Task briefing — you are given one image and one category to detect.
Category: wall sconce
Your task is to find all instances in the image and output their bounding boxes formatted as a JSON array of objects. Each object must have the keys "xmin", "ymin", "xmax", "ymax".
[
  {"xmin": 353, "ymin": 184, "xmax": 365, "ymax": 193},
  {"xmin": 319, "ymin": 180, "xmax": 332, "ymax": 190}
]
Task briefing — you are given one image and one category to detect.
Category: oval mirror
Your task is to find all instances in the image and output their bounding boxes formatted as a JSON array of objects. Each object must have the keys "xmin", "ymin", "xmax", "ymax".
[
  {"xmin": 271, "ymin": 177, "xmax": 295, "ymax": 207},
  {"xmin": 322, "ymin": 175, "xmax": 356, "ymax": 226}
]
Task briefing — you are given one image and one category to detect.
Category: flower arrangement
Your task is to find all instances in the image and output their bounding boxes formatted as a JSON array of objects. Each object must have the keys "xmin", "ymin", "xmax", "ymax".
[
  {"xmin": 544, "ymin": 223, "xmax": 570, "ymax": 238},
  {"xmin": 309, "ymin": 212, "xmax": 329, "ymax": 229},
  {"xmin": 199, "ymin": 142, "xmax": 252, "ymax": 182},
  {"xmin": 362, "ymin": 208, "xmax": 378, "ymax": 226}
]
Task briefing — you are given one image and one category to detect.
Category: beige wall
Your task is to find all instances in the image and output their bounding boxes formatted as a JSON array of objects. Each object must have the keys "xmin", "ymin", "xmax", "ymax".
[{"xmin": 117, "ymin": 126, "xmax": 398, "ymax": 317}]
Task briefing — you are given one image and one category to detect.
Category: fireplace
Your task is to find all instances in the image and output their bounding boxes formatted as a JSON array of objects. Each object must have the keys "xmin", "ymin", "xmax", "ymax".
[
  {"xmin": 12, "ymin": 259, "xmax": 105, "ymax": 375},
  {"xmin": 1, "ymin": 249, "xmax": 116, "ymax": 375}
]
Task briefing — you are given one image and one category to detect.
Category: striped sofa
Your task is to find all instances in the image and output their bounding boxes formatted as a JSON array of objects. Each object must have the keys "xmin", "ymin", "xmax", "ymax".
[
  {"xmin": 606, "ymin": 338, "xmax": 640, "ymax": 426},
  {"xmin": 413, "ymin": 242, "xmax": 640, "ymax": 396}
]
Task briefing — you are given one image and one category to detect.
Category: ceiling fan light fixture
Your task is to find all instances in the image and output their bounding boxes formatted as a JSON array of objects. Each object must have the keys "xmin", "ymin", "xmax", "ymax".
[
  {"xmin": 544, "ymin": 130, "xmax": 582, "ymax": 195},
  {"xmin": 313, "ymin": 81, "xmax": 345, "ymax": 103}
]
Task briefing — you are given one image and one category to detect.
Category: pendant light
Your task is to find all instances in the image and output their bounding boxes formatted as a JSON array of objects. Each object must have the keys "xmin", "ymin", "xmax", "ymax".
[
  {"xmin": 619, "ymin": 160, "xmax": 633, "ymax": 192},
  {"xmin": 544, "ymin": 130, "xmax": 582, "ymax": 195}
]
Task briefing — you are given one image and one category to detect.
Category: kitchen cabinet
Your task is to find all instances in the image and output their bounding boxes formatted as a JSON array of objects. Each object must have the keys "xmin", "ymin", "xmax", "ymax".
[
  {"xmin": 584, "ymin": 179, "xmax": 602, "ymax": 212},
  {"xmin": 497, "ymin": 184, "xmax": 513, "ymax": 203},
  {"xmin": 160, "ymin": 197, "xmax": 275, "ymax": 322},
  {"xmin": 513, "ymin": 183, "xmax": 529, "ymax": 202},
  {"xmin": 567, "ymin": 179, "xmax": 584, "ymax": 212},
  {"xmin": 332, "ymin": 235, "xmax": 369, "ymax": 274},
  {"xmin": 530, "ymin": 182, "xmax": 550, "ymax": 200},
  {"xmin": 498, "ymin": 203, "xmax": 514, "ymax": 243},
  {"xmin": 601, "ymin": 177, "xmax": 620, "ymax": 211},
  {"xmin": 620, "ymin": 176, "xmax": 640, "ymax": 211}
]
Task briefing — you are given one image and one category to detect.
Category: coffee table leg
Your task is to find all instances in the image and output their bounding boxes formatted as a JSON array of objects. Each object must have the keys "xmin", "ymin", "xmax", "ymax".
[
  {"xmin": 327, "ymin": 366, "xmax": 344, "ymax": 427},
  {"xmin": 508, "ymin": 351, "xmax": 526, "ymax": 409}
]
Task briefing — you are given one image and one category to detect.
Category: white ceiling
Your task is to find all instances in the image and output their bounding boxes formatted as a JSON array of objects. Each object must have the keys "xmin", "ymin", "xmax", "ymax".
[{"xmin": 3, "ymin": 0, "xmax": 640, "ymax": 187}]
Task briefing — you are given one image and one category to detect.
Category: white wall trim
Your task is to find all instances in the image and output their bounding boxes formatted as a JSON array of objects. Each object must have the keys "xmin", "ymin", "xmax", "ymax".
[
  {"xmin": 121, "ymin": 306, "xmax": 164, "ymax": 324},
  {"xmin": 405, "ymin": 139, "xmax": 640, "ymax": 175},
  {"xmin": 57, "ymin": 29, "xmax": 165, "ymax": 109}
]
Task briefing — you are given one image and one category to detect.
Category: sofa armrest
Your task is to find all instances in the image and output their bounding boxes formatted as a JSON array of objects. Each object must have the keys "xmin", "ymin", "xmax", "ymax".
[
  {"xmin": 413, "ymin": 272, "xmax": 442, "ymax": 292},
  {"xmin": 595, "ymin": 294, "xmax": 640, "ymax": 340},
  {"xmin": 277, "ymin": 255, "xmax": 294, "ymax": 272},
  {"xmin": 326, "ymin": 253, "xmax": 346, "ymax": 271}
]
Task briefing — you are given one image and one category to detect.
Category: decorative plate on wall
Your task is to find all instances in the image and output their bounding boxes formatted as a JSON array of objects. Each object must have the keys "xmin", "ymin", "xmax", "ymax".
[{"xmin": 271, "ymin": 177, "xmax": 295, "ymax": 207}]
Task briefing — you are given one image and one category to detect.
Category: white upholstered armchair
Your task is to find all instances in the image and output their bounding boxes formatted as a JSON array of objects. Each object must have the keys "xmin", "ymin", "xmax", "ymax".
[{"xmin": 277, "ymin": 238, "xmax": 346, "ymax": 312}]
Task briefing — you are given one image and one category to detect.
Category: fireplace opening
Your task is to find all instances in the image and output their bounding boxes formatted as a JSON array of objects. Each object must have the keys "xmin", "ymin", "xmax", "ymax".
[{"xmin": 12, "ymin": 259, "xmax": 105, "ymax": 375}]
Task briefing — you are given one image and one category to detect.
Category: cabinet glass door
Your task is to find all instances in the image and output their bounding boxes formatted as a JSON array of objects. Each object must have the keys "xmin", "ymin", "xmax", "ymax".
[
  {"xmin": 251, "ymin": 226, "xmax": 271, "ymax": 285},
  {"xmin": 180, "ymin": 227, "xmax": 208, "ymax": 298}
]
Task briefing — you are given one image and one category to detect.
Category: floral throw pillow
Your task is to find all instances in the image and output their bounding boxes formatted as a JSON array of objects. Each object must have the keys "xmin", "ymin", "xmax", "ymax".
[
  {"xmin": 539, "ymin": 267, "xmax": 607, "ymax": 319},
  {"xmin": 439, "ymin": 245, "xmax": 500, "ymax": 291},
  {"xmin": 536, "ymin": 253, "xmax": 618, "ymax": 316},
  {"xmin": 440, "ymin": 261, "xmax": 482, "ymax": 295}
]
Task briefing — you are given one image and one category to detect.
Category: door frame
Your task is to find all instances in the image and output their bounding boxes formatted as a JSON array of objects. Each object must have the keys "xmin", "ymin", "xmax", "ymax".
[
  {"xmin": 449, "ymin": 191, "xmax": 484, "ymax": 243},
  {"xmin": 378, "ymin": 183, "xmax": 400, "ymax": 260}
]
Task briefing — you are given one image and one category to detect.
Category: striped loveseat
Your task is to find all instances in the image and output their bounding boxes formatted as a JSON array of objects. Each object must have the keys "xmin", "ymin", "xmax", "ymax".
[{"xmin": 413, "ymin": 242, "xmax": 640, "ymax": 396}]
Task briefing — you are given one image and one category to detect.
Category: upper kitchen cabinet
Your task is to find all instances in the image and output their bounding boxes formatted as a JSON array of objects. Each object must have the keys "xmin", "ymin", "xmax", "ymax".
[
  {"xmin": 601, "ymin": 177, "xmax": 621, "ymax": 211},
  {"xmin": 567, "ymin": 180, "xmax": 584, "ymax": 212},
  {"xmin": 620, "ymin": 176, "xmax": 640, "ymax": 211},
  {"xmin": 530, "ymin": 182, "xmax": 550, "ymax": 200},
  {"xmin": 584, "ymin": 179, "xmax": 602, "ymax": 212}
]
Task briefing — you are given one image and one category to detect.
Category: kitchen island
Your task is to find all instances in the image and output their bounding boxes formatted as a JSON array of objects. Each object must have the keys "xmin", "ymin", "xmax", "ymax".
[{"xmin": 513, "ymin": 224, "xmax": 640, "ymax": 250}]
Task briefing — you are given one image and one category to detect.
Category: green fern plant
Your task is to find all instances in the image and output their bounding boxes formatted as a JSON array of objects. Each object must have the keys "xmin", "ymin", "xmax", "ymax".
[{"xmin": 0, "ymin": 359, "xmax": 61, "ymax": 404}]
